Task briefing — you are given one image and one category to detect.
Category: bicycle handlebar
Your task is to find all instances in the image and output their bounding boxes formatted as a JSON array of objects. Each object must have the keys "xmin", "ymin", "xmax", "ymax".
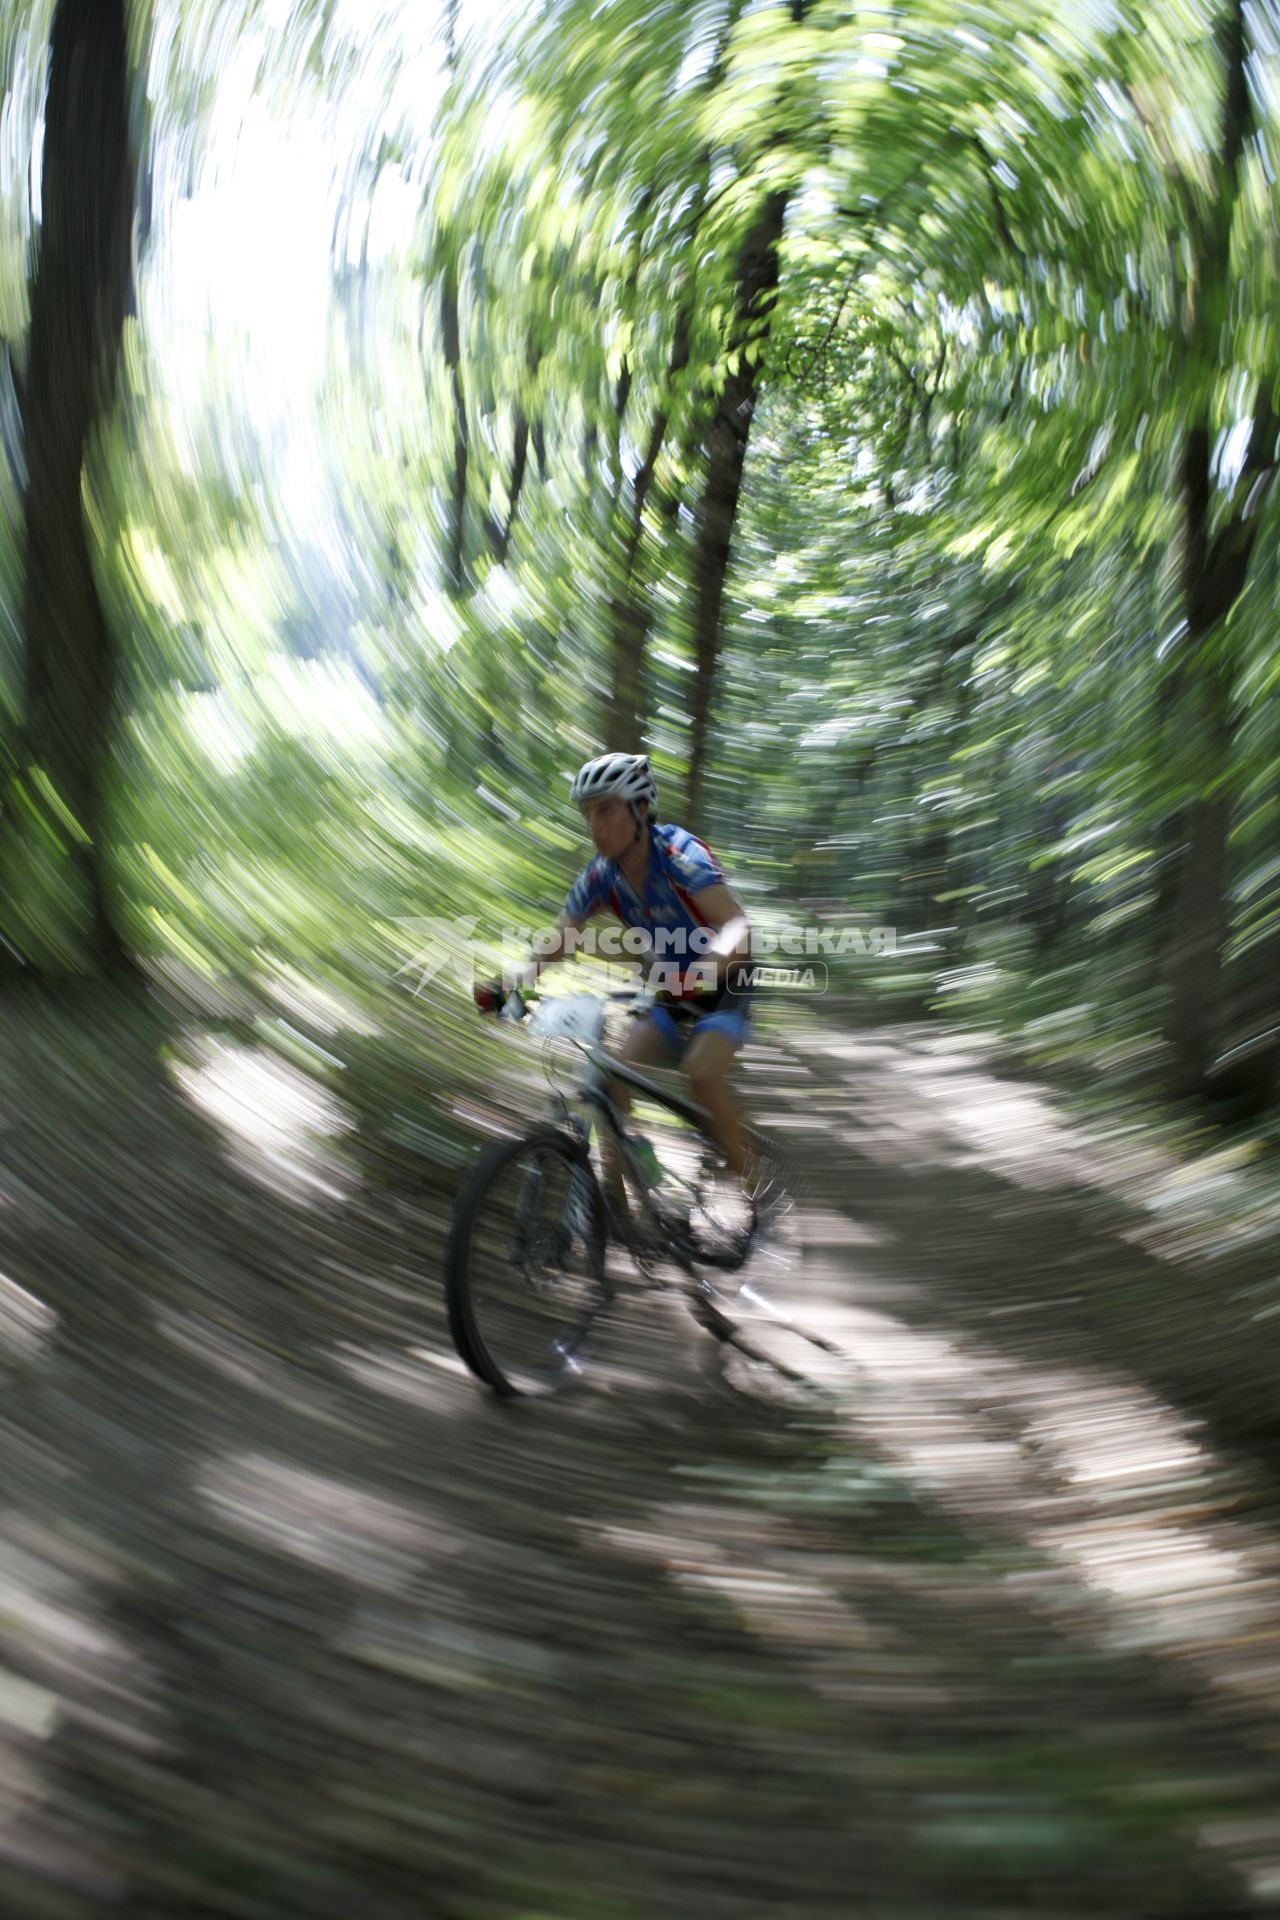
[{"xmin": 476, "ymin": 982, "xmax": 652, "ymax": 1020}]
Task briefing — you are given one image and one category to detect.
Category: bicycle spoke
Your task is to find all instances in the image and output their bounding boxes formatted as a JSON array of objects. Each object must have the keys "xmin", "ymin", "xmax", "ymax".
[{"xmin": 447, "ymin": 1134, "xmax": 608, "ymax": 1395}]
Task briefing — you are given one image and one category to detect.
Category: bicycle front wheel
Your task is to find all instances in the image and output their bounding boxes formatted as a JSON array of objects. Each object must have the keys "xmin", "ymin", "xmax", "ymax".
[{"xmin": 445, "ymin": 1128, "xmax": 609, "ymax": 1396}]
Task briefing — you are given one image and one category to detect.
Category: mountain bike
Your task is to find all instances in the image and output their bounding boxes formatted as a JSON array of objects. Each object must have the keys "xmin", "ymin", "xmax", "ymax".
[{"xmin": 445, "ymin": 987, "xmax": 803, "ymax": 1397}]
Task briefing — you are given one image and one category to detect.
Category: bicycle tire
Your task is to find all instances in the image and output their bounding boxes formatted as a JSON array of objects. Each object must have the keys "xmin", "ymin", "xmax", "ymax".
[{"xmin": 446, "ymin": 1127, "xmax": 609, "ymax": 1396}]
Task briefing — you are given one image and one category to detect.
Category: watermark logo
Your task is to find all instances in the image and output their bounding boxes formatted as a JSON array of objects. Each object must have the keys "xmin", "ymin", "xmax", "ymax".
[
  {"xmin": 392, "ymin": 915, "xmax": 481, "ymax": 994},
  {"xmin": 393, "ymin": 917, "xmax": 896, "ymax": 997},
  {"xmin": 728, "ymin": 962, "xmax": 828, "ymax": 993}
]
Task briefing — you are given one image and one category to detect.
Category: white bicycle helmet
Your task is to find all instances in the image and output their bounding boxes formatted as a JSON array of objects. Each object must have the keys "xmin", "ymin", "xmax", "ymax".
[{"xmin": 570, "ymin": 751, "xmax": 658, "ymax": 813}]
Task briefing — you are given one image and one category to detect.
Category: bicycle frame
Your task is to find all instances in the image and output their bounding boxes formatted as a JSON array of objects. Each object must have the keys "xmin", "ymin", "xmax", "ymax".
[
  {"xmin": 447, "ymin": 989, "xmax": 803, "ymax": 1396},
  {"xmin": 576, "ymin": 1039, "xmax": 711, "ymax": 1130},
  {"xmin": 566, "ymin": 1024, "xmax": 718, "ymax": 1247},
  {"xmin": 515, "ymin": 989, "xmax": 734, "ymax": 1265}
]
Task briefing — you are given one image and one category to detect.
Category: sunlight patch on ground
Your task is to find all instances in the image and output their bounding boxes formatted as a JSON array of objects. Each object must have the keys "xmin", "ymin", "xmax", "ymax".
[
  {"xmin": 593, "ymin": 1511, "xmax": 947, "ymax": 1716},
  {"xmin": 0, "ymin": 1271, "xmax": 56, "ymax": 1363},
  {"xmin": 169, "ymin": 1037, "xmax": 354, "ymax": 1204},
  {"xmin": 333, "ymin": 1340, "xmax": 474, "ymax": 1410},
  {"xmin": 639, "ymin": 1153, "xmax": 1280, "ymax": 1902},
  {"xmin": 198, "ymin": 1453, "xmax": 449, "ymax": 1589},
  {"xmin": 155, "ymin": 1305, "xmax": 314, "ymax": 1406},
  {"xmin": 1013, "ymin": 1378, "xmax": 1280, "ymax": 1716},
  {"xmin": 0, "ymin": 1512, "xmax": 169, "ymax": 1899},
  {"xmin": 812, "ymin": 1282, "xmax": 1280, "ymax": 1896},
  {"xmin": 788, "ymin": 1020, "xmax": 1276, "ymax": 1263}
]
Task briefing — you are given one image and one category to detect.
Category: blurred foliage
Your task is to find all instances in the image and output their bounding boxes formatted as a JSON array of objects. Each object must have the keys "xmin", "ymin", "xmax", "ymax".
[
  {"xmin": 0, "ymin": 0, "xmax": 1274, "ymax": 1129},
  {"xmin": 5, "ymin": 11, "xmax": 1280, "ymax": 1915}
]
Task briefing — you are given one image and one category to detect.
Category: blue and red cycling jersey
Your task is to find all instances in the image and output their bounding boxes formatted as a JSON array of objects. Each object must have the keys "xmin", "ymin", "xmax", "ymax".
[{"xmin": 563, "ymin": 821, "xmax": 729, "ymax": 995}]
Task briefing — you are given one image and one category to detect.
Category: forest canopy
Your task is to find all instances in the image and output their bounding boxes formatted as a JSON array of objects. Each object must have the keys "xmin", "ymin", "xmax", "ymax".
[{"xmin": 0, "ymin": 0, "xmax": 1277, "ymax": 1119}]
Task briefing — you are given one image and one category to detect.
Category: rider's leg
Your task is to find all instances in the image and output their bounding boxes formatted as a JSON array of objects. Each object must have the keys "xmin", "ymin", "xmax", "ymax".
[
  {"xmin": 682, "ymin": 1026, "xmax": 751, "ymax": 1183},
  {"xmin": 601, "ymin": 1014, "xmax": 679, "ymax": 1212}
]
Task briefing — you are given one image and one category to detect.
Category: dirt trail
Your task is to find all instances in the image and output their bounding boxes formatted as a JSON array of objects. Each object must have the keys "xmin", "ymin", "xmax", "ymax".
[{"xmin": 1, "ymin": 988, "xmax": 1278, "ymax": 1918}]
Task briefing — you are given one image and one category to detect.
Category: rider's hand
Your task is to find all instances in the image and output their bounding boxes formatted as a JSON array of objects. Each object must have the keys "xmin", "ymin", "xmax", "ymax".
[{"xmin": 473, "ymin": 981, "xmax": 507, "ymax": 1017}]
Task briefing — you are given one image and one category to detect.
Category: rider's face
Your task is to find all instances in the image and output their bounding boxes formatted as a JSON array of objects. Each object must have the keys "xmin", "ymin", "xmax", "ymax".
[{"xmin": 582, "ymin": 796, "xmax": 642, "ymax": 860}]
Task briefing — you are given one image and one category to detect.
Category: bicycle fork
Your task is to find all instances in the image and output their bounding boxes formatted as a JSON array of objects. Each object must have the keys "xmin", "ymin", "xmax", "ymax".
[{"xmin": 509, "ymin": 1155, "xmax": 549, "ymax": 1284}]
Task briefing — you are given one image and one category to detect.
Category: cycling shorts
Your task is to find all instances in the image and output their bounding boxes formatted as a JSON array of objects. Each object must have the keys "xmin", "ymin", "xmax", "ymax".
[{"xmin": 646, "ymin": 981, "xmax": 752, "ymax": 1057}]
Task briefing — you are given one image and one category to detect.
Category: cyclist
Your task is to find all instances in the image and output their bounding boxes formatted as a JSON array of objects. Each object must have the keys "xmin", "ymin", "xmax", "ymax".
[{"xmin": 475, "ymin": 751, "xmax": 756, "ymax": 1213}]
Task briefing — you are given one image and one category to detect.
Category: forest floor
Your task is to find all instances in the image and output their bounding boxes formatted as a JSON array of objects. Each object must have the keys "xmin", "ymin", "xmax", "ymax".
[{"xmin": 2, "ymin": 981, "xmax": 1280, "ymax": 1918}]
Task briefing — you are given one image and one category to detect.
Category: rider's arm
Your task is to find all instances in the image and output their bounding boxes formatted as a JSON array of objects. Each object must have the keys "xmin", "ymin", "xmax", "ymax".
[
  {"xmin": 512, "ymin": 911, "xmax": 588, "ymax": 993},
  {"xmin": 688, "ymin": 883, "xmax": 751, "ymax": 984},
  {"xmin": 475, "ymin": 912, "xmax": 587, "ymax": 1013},
  {"xmin": 512, "ymin": 852, "xmax": 612, "ymax": 992}
]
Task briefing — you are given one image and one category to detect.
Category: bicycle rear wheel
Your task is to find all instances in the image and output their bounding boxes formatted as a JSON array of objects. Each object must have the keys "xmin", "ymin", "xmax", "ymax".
[
  {"xmin": 446, "ymin": 1128, "xmax": 608, "ymax": 1396},
  {"xmin": 686, "ymin": 1127, "xmax": 801, "ymax": 1280}
]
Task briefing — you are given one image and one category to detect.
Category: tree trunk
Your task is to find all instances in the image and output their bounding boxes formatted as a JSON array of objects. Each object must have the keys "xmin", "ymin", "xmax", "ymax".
[
  {"xmin": 1162, "ymin": 721, "xmax": 1233, "ymax": 1096},
  {"xmin": 1161, "ymin": 418, "xmax": 1230, "ymax": 1092},
  {"xmin": 1157, "ymin": 0, "xmax": 1277, "ymax": 1104},
  {"xmin": 442, "ymin": 259, "xmax": 468, "ymax": 597},
  {"xmin": 1210, "ymin": 928, "xmax": 1280, "ymax": 1118},
  {"xmin": 905, "ymin": 627, "xmax": 978, "ymax": 946},
  {"xmin": 1028, "ymin": 796, "xmax": 1074, "ymax": 962},
  {"xmin": 598, "ymin": 204, "xmax": 654, "ymax": 748},
  {"xmin": 605, "ymin": 307, "xmax": 691, "ymax": 748},
  {"xmin": 488, "ymin": 328, "xmax": 540, "ymax": 565},
  {"xmin": 604, "ymin": 1, "xmax": 748, "ymax": 768},
  {"xmin": 440, "ymin": 0, "xmax": 468, "ymax": 599},
  {"xmin": 1162, "ymin": 411, "xmax": 1275, "ymax": 1106},
  {"xmin": 2, "ymin": 0, "xmax": 133, "ymax": 975},
  {"xmin": 685, "ymin": 189, "xmax": 789, "ymax": 827},
  {"xmin": 495, "ymin": 408, "xmax": 529, "ymax": 566}
]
